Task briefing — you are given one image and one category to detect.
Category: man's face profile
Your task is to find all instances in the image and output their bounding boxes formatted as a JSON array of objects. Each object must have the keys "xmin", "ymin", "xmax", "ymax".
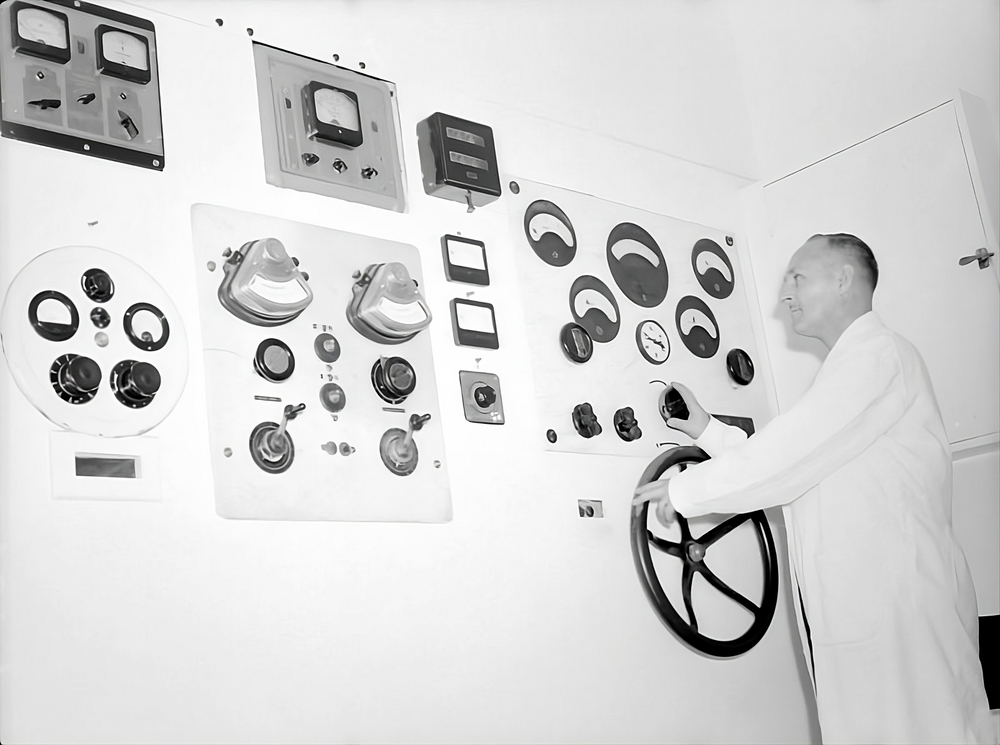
[{"xmin": 780, "ymin": 238, "xmax": 841, "ymax": 341}]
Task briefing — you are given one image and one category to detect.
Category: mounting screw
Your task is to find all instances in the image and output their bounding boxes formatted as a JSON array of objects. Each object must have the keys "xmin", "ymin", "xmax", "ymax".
[
  {"xmin": 215, "ymin": 18, "xmax": 224, "ymax": 26},
  {"xmin": 359, "ymin": 61, "xmax": 366, "ymax": 69},
  {"xmin": 332, "ymin": 53, "xmax": 340, "ymax": 61},
  {"xmin": 332, "ymin": 159, "xmax": 348, "ymax": 174},
  {"xmin": 546, "ymin": 429, "xmax": 557, "ymax": 443},
  {"xmin": 509, "ymin": 181, "xmax": 520, "ymax": 194},
  {"xmin": 361, "ymin": 166, "xmax": 378, "ymax": 180},
  {"xmin": 246, "ymin": 28, "xmax": 254, "ymax": 36},
  {"xmin": 726, "ymin": 236, "xmax": 734, "ymax": 246},
  {"xmin": 36, "ymin": 71, "xmax": 44, "ymax": 79}
]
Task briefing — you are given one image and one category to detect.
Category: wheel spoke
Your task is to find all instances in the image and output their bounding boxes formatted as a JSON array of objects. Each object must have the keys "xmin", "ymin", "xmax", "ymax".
[
  {"xmin": 700, "ymin": 562, "xmax": 759, "ymax": 616},
  {"xmin": 646, "ymin": 531, "xmax": 683, "ymax": 557},
  {"xmin": 682, "ymin": 562, "xmax": 698, "ymax": 631},
  {"xmin": 698, "ymin": 513, "xmax": 752, "ymax": 547}
]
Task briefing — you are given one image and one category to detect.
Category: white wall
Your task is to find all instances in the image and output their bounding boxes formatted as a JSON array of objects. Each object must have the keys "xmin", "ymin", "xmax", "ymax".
[{"xmin": 0, "ymin": 2, "xmax": 817, "ymax": 743}]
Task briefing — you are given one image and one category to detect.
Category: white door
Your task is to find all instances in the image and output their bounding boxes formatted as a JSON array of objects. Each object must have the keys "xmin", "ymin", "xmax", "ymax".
[
  {"xmin": 757, "ymin": 102, "xmax": 999, "ymax": 448},
  {"xmin": 748, "ymin": 100, "xmax": 1000, "ymax": 615}
]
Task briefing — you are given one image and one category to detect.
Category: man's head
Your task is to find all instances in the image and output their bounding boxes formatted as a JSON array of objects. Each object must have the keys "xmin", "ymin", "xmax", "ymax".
[{"xmin": 779, "ymin": 233, "xmax": 877, "ymax": 349}]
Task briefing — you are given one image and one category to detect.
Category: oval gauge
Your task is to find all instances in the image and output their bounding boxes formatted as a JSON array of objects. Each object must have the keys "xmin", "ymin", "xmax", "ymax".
[
  {"xmin": 691, "ymin": 238, "xmax": 735, "ymax": 299},
  {"xmin": 524, "ymin": 200, "xmax": 577, "ymax": 267},
  {"xmin": 569, "ymin": 275, "xmax": 620, "ymax": 343},
  {"xmin": 606, "ymin": 222, "xmax": 668, "ymax": 308},
  {"xmin": 675, "ymin": 296, "xmax": 720, "ymax": 358}
]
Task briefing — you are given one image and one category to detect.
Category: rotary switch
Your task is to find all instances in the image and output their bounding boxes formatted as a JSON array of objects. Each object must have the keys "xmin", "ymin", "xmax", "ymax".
[
  {"xmin": 613, "ymin": 407, "xmax": 642, "ymax": 441},
  {"xmin": 572, "ymin": 402, "xmax": 602, "ymax": 438},
  {"xmin": 726, "ymin": 348, "xmax": 755, "ymax": 386},
  {"xmin": 473, "ymin": 385, "xmax": 497, "ymax": 409},
  {"xmin": 82, "ymin": 268, "xmax": 115, "ymax": 303},
  {"xmin": 371, "ymin": 356, "xmax": 416, "ymax": 404},
  {"xmin": 111, "ymin": 360, "xmax": 161, "ymax": 408},
  {"xmin": 50, "ymin": 354, "xmax": 101, "ymax": 404}
]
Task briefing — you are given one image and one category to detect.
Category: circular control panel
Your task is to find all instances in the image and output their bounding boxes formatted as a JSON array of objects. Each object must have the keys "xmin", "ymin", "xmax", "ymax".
[{"xmin": 0, "ymin": 246, "xmax": 188, "ymax": 436}]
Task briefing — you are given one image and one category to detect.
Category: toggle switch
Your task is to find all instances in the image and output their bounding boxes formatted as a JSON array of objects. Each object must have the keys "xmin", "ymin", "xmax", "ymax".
[
  {"xmin": 28, "ymin": 98, "xmax": 61, "ymax": 110},
  {"xmin": 379, "ymin": 412, "xmax": 431, "ymax": 476},
  {"xmin": 250, "ymin": 402, "xmax": 305, "ymax": 473},
  {"xmin": 118, "ymin": 110, "xmax": 139, "ymax": 140},
  {"xmin": 111, "ymin": 360, "xmax": 161, "ymax": 408},
  {"xmin": 572, "ymin": 402, "xmax": 602, "ymax": 438}
]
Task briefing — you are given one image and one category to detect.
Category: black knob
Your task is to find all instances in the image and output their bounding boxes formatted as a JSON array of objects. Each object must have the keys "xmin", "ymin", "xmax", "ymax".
[
  {"xmin": 726, "ymin": 348, "xmax": 755, "ymax": 386},
  {"xmin": 124, "ymin": 361, "xmax": 161, "ymax": 397},
  {"xmin": 614, "ymin": 406, "xmax": 642, "ymax": 442},
  {"xmin": 474, "ymin": 385, "xmax": 497, "ymax": 408},
  {"xmin": 301, "ymin": 153, "xmax": 319, "ymax": 166},
  {"xmin": 560, "ymin": 322, "xmax": 593, "ymax": 363},
  {"xmin": 372, "ymin": 357, "xmax": 416, "ymax": 403},
  {"xmin": 82, "ymin": 268, "xmax": 114, "ymax": 302},
  {"xmin": 660, "ymin": 386, "xmax": 690, "ymax": 421},
  {"xmin": 90, "ymin": 307, "xmax": 111, "ymax": 329},
  {"xmin": 60, "ymin": 355, "xmax": 101, "ymax": 395},
  {"xmin": 572, "ymin": 402, "xmax": 602, "ymax": 438}
]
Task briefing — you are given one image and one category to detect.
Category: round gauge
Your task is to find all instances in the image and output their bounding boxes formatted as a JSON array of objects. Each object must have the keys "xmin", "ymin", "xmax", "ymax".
[
  {"xmin": 607, "ymin": 222, "xmax": 668, "ymax": 307},
  {"xmin": 569, "ymin": 275, "xmax": 620, "ymax": 343},
  {"xmin": 726, "ymin": 348, "xmax": 755, "ymax": 385},
  {"xmin": 96, "ymin": 25, "xmax": 151, "ymax": 84},
  {"xmin": 692, "ymin": 238, "xmax": 735, "ymax": 299},
  {"xmin": 560, "ymin": 322, "xmax": 593, "ymax": 363},
  {"xmin": 523, "ymin": 200, "xmax": 576, "ymax": 267},
  {"xmin": 14, "ymin": 5, "xmax": 70, "ymax": 64},
  {"xmin": 314, "ymin": 87, "xmax": 360, "ymax": 130},
  {"xmin": 636, "ymin": 319, "xmax": 670, "ymax": 365},
  {"xmin": 675, "ymin": 295, "xmax": 720, "ymax": 359}
]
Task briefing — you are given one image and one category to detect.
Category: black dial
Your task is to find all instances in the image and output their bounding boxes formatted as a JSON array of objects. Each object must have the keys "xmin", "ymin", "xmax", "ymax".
[
  {"xmin": 560, "ymin": 322, "xmax": 593, "ymax": 363},
  {"xmin": 726, "ymin": 348, "xmax": 755, "ymax": 386}
]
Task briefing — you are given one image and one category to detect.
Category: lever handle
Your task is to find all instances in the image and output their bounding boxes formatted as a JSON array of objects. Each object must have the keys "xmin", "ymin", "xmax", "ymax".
[{"xmin": 959, "ymin": 247, "xmax": 994, "ymax": 268}]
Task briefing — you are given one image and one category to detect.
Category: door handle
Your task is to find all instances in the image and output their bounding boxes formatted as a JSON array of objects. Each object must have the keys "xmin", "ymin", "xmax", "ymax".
[{"xmin": 958, "ymin": 247, "xmax": 994, "ymax": 269}]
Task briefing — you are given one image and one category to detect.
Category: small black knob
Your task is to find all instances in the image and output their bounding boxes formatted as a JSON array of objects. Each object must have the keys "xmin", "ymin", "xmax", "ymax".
[
  {"xmin": 572, "ymin": 402, "xmax": 602, "ymax": 438},
  {"xmin": 61, "ymin": 355, "xmax": 101, "ymax": 395},
  {"xmin": 726, "ymin": 348, "xmax": 755, "ymax": 386},
  {"xmin": 124, "ymin": 361, "xmax": 161, "ymax": 397},
  {"xmin": 474, "ymin": 385, "xmax": 497, "ymax": 408},
  {"xmin": 614, "ymin": 406, "xmax": 642, "ymax": 442},
  {"xmin": 82, "ymin": 268, "xmax": 114, "ymax": 303},
  {"xmin": 90, "ymin": 307, "xmax": 111, "ymax": 329},
  {"xmin": 560, "ymin": 322, "xmax": 593, "ymax": 363}
]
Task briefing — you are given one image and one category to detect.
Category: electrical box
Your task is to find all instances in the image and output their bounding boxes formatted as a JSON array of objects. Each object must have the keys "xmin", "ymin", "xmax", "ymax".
[
  {"xmin": 0, "ymin": 0, "xmax": 164, "ymax": 169},
  {"xmin": 252, "ymin": 43, "xmax": 405, "ymax": 212},
  {"xmin": 191, "ymin": 204, "xmax": 450, "ymax": 523},
  {"xmin": 417, "ymin": 112, "xmax": 501, "ymax": 210}
]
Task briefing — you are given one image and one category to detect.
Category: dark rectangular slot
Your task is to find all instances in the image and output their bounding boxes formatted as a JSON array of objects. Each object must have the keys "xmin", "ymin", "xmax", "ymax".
[{"xmin": 75, "ymin": 455, "xmax": 137, "ymax": 479}]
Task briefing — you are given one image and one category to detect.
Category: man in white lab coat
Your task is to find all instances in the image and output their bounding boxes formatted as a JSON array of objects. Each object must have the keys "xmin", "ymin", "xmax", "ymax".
[{"xmin": 633, "ymin": 234, "xmax": 995, "ymax": 744}]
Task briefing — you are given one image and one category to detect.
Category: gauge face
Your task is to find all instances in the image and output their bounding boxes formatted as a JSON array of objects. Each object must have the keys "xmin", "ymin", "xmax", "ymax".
[
  {"xmin": 675, "ymin": 295, "xmax": 720, "ymax": 359},
  {"xmin": 607, "ymin": 222, "xmax": 668, "ymax": 308},
  {"xmin": 636, "ymin": 319, "xmax": 670, "ymax": 365},
  {"xmin": 101, "ymin": 29, "xmax": 149, "ymax": 70},
  {"xmin": 692, "ymin": 238, "xmax": 735, "ymax": 299},
  {"xmin": 314, "ymin": 87, "xmax": 360, "ymax": 130},
  {"xmin": 305, "ymin": 81, "xmax": 363, "ymax": 148},
  {"xmin": 569, "ymin": 275, "xmax": 620, "ymax": 343},
  {"xmin": 17, "ymin": 6, "xmax": 68, "ymax": 48},
  {"xmin": 96, "ymin": 25, "xmax": 152, "ymax": 84},
  {"xmin": 12, "ymin": 4, "xmax": 71, "ymax": 64},
  {"xmin": 523, "ymin": 200, "xmax": 576, "ymax": 267}
]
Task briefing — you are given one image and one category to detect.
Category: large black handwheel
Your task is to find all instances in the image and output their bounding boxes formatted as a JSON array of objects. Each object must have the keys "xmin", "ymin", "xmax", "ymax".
[{"xmin": 630, "ymin": 446, "xmax": 779, "ymax": 657}]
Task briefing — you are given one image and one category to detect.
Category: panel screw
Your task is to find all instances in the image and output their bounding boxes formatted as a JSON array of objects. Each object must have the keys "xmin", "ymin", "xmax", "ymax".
[
  {"xmin": 332, "ymin": 54, "xmax": 340, "ymax": 61},
  {"xmin": 36, "ymin": 71, "xmax": 44, "ymax": 79},
  {"xmin": 215, "ymin": 18, "xmax": 224, "ymax": 26},
  {"xmin": 120, "ymin": 92, "xmax": 127, "ymax": 100},
  {"xmin": 726, "ymin": 236, "xmax": 734, "ymax": 246},
  {"xmin": 246, "ymin": 28, "xmax": 254, "ymax": 37},
  {"xmin": 546, "ymin": 429, "xmax": 557, "ymax": 443},
  {"xmin": 509, "ymin": 181, "xmax": 520, "ymax": 194},
  {"xmin": 359, "ymin": 61, "xmax": 366, "ymax": 69}
]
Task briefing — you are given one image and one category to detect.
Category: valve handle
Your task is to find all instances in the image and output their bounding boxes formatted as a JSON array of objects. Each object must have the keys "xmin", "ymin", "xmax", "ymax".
[{"xmin": 958, "ymin": 247, "xmax": 994, "ymax": 268}]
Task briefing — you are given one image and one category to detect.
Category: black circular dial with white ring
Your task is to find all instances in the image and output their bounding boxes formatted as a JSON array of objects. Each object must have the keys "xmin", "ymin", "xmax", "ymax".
[
  {"xmin": 636, "ymin": 319, "xmax": 670, "ymax": 365},
  {"xmin": 675, "ymin": 296, "xmax": 720, "ymax": 359},
  {"xmin": 692, "ymin": 238, "xmax": 735, "ymax": 299},
  {"xmin": 524, "ymin": 200, "xmax": 576, "ymax": 267},
  {"xmin": 569, "ymin": 275, "xmax": 620, "ymax": 343},
  {"xmin": 607, "ymin": 222, "xmax": 668, "ymax": 308}
]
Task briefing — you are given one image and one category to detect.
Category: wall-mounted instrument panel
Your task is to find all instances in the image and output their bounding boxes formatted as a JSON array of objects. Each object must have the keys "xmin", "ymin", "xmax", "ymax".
[
  {"xmin": 0, "ymin": 0, "xmax": 164, "ymax": 169},
  {"xmin": 191, "ymin": 204, "xmax": 450, "ymax": 522},
  {"xmin": 507, "ymin": 179, "xmax": 771, "ymax": 457},
  {"xmin": 252, "ymin": 43, "xmax": 405, "ymax": 212}
]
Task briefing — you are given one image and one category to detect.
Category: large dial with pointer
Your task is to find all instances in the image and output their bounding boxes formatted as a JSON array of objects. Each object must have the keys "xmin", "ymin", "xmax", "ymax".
[{"xmin": 636, "ymin": 319, "xmax": 670, "ymax": 364}]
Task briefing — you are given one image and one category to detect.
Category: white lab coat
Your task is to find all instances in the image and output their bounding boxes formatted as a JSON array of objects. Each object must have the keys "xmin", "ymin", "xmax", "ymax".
[{"xmin": 669, "ymin": 312, "xmax": 995, "ymax": 744}]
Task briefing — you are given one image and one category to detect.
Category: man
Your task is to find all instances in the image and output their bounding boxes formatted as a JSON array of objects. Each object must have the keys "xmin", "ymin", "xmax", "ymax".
[{"xmin": 633, "ymin": 234, "xmax": 995, "ymax": 744}]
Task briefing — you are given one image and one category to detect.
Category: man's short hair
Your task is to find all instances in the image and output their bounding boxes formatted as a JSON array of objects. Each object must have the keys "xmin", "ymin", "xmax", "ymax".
[{"xmin": 811, "ymin": 233, "xmax": 879, "ymax": 290}]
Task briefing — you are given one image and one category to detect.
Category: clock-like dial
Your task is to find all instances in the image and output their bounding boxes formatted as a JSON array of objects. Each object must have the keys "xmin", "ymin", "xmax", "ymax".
[
  {"xmin": 12, "ymin": 3, "xmax": 70, "ymax": 64},
  {"xmin": 314, "ymin": 87, "xmax": 360, "ymax": 130},
  {"xmin": 96, "ymin": 25, "xmax": 151, "ymax": 84},
  {"xmin": 636, "ymin": 319, "xmax": 670, "ymax": 364}
]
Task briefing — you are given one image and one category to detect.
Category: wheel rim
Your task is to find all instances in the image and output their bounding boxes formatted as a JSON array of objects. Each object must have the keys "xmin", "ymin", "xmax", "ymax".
[{"xmin": 630, "ymin": 446, "xmax": 779, "ymax": 657}]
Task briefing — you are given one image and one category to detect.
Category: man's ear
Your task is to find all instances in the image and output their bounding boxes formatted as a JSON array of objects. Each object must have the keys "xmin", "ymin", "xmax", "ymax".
[{"xmin": 838, "ymin": 264, "xmax": 855, "ymax": 295}]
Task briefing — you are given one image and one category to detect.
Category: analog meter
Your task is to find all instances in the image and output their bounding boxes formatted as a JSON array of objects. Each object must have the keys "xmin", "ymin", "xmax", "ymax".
[
  {"xmin": 305, "ymin": 81, "xmax": 362, "ymax": 148},
  {"xmin": 11, "ymin": 2, "xmax": 70, "ymax": 64},
  {"xmin": 96, "ymin": 25, "xmax": 151, "ymax": 84}
]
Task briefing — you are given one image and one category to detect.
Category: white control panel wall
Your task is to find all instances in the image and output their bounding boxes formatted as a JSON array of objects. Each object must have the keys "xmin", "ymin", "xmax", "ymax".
[
  {"xmin": 507, "ymin": 179, "xmax": 773, "ymax": 456},
  {"xmin": 191, "ymin": 204, "xmax": 450, "ymax": 522}
]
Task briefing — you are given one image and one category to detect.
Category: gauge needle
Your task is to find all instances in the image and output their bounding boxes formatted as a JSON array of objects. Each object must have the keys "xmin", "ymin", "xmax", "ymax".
[{"xmin": 644, "ymin": 334, "xmax": 665, "ymax": 350}]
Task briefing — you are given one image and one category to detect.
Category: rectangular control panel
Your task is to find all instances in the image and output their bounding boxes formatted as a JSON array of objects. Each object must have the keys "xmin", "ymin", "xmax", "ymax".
[
  {"xmin": 191, "ymin": 204, "xmax": 450, "ymax": 522},
  {"xmin": 0, "ymin": 0, "xmax": 164, "ymax": 169}
]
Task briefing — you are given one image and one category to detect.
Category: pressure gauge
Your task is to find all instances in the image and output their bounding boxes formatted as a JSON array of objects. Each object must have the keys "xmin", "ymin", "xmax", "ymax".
[
  {"xmin": 11, "ymin": 2, "xmax": 70, "ymax": 64},
  {"xmin": 96, "ymin": 25, "xmax": 151, "ymax": 84},
  {"xmin": 305, "ymin": 81, "xmax": 363, "ymax": 148},
  {"xmin": 636, "ymin": 319, "xmax": 670, "ymax": 365}
]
